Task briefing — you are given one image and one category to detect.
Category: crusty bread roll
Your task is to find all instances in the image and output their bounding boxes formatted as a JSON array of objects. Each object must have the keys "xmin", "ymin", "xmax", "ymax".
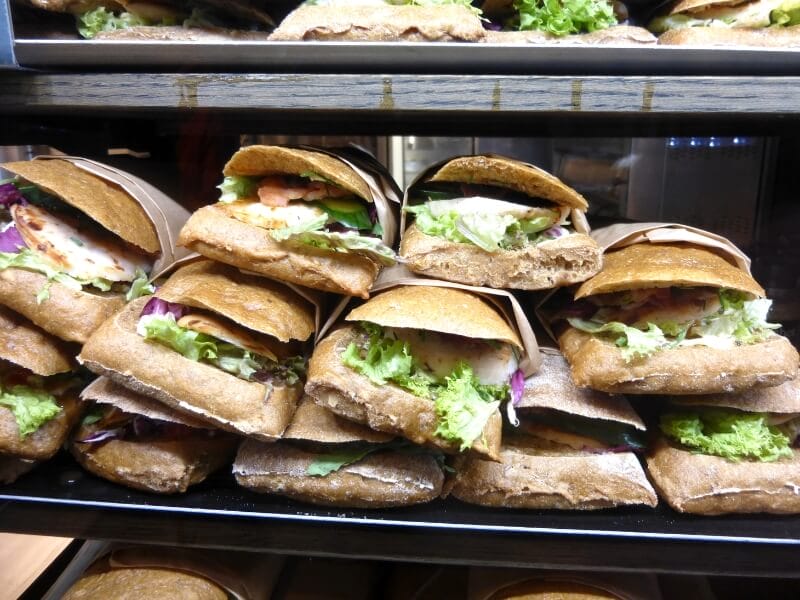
[
  {"xmin": 646, "ymin": 437, "xmax": 800, "ymax": 515},
  {"xmin": 486, "ymin": 580, "xmax": 623, "ymax": 599},
  {"xmin": 306, "ymin": 323, "xmax": 503, "ymax": 460},
  {"xmin": 0, "ymin": 304, "xmax": 73, "ymax": 376},
  {"xmin": 0, "ymin": 391, "xmax": 80, "ymax": 460},
  {"xmin": 79, "ymin": 297, "xmax": 302, "ymax": 440},
  {"xmin": 657, "ymin": 24, "xmax": 800, "ymax": 47},
  {"xmin": 447, "ymin": 434, "xmax": 657, "ymax": 510},
  {"xmin": 268, "ymin": 5, "xmax": 487, "ymax": 42},
  {"xmin": 485, "ymin": 25, "xmax": 657, "ymax": 45},
  {"xmin": 63, "ymin": 565, "xmax": 228, "ymax": 600},
  {"xmin": 400, "ymin": 155, "xmax": 601, "ymax": 289}
]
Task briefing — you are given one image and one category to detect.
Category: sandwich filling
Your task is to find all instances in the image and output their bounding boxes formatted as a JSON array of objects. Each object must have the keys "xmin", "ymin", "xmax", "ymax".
[
  {"xmin": 75, "ymin": 403, "xmax": 221, "ymax": 445},
  {"xmin": 509, "ymin": 0, "xmax": 618, "ymax": 36},
  {"xmin": 136, "ymin": 297, "xmax": 305, "ymax": 385},
  {"xmin": 517, "ymin": 409, "xmax": 646, "ymax": 453},
  {"xmin": 217, "ymin": 172, "xmax": 395, "ymax": 265},
  {"xmin": 564, "ymin": 287, "xmax": 780, "ymax": 362},
  {"xmin": 342, "ymin": 321, "xmax": 523, "ymax": 450},
  {"xmin": 660, "ymin": 407, "xmax": 800, "ymax": 462},
  {"xmin": 0, "ymin": 368, "xmax": 80, "ymax": 438},
  {"xmin": 298, "ymin": 438, "xmax": 448, "ymax": 477},
  {"xmin": 0, "ymin": 179, "xmax": 154, "ymax": 304},
  {"xmin": 649, "ymin": 0, "xmax": 800, "ymax": 33},
  {"xmin": 405, "ymin": 183, "xmax": 573, "ymax": 253}
]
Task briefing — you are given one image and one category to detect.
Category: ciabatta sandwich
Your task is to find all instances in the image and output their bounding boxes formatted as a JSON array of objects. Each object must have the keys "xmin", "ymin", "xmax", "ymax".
[
  {"xmin": 178, "ymin": 145, "xmax": 398, "ymax": 298},
  {"xmin": 400, "ymin": 155, "xmax": 601, "ymax": 290},
  {"xmin": 234, "ymin": 395, "xmax": 445, "ymax": 507},
  {"xmin": 446, "ymin": 350, "xmax": 657, "ymax": 510},
  {"xmin": 0, "ymin": 158, "xmax": 188, "ymax": 343},
  {"xmin": 647, "ymin": 379, "xmax": 800, "ymax": 515},
  {"xmin": 555, "ymin": 242, "xmax": 798, "ymax": 394},
  {"xmin": 0, "ymin": 305, "xmax": 82, "ymax": 463},
  {"xmin": 79, "ymin": 259, "xmax": 315, "ymax": 440},
  {"xmin": 306, "ymin": 282, "xmax": 533, "ymax": 460},
  {"xmin": 71, "ymin": 377, "xmax": 237, "ymax": 494}
]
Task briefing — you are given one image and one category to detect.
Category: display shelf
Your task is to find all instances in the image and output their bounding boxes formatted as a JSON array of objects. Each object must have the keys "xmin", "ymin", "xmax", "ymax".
[{"xmin": 1, "ymin": 454, "xmax": 799, "ymax": 577}]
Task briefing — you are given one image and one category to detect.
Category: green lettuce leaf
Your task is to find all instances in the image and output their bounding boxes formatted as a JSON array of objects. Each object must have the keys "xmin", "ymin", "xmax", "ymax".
[
  {"xmin": 306, "ymin": 444, "xmax": 379, "ymax": 476},
  {"xmin": 0, "ymin": 249, "xmax": 113, "ymax": 303},
  {"xmin": 0, "ymin": 384, "xmax": 61, "ymax": 438},
  {"xmin": 513, "ymin": 0, "xmax": 617, "ymax": 36},
  {"xmin": 661, "ymin": 410, "xmax": 793, "ymax": 462},
  {"xmin": 125, "ymin": 269, "xmax": 155, "ymax": 302},
  {"xmin": 342, "ymin": 323, "xmax": 506, "ymax": 450},
  {"xmin": 269, "ymin": 213, "xmax": 329, "ymax": 241},
  {"xmin": 693, "ymin": 290, "xmax": 780, "ymax": 345},
  {"xmin": 217, "ymin": 175, "xmax": 259, "ymax": 203},
  {"xmin": 277, "ymin": 229, "xmax": 397, "ymax": 265},
  {"xmin": 315, "ymin": 199, "xmax": 373, "ymax": 231},
  {"xmin": 568, "ymin": 318, "xmax": 669, "ymax": 361},
  {"xmin": 77, "ymin": 7, "xmax": 149, "ymax": 39},
  {"xmin": 138, "ymin": 314, "xmax": 219, "ymax": 362}
]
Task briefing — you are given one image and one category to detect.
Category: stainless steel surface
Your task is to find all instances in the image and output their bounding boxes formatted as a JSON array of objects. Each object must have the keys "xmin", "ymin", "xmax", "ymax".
[{"xmin": 13, "ymin": 39, "xmax": 800, "ymax": 75}]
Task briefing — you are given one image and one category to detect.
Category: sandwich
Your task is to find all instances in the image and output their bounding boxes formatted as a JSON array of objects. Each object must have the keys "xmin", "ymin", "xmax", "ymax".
[
  {"xmin": 481, "ymin": 0, "xmax": 657, "ymax": 44},
  {"xmin": 234, "ymin": 395, "xmax": 445, "ymax": 507},
  {"xmin": 25, "ymin": 0, "xmax": 275, "ymax": 40},
  {"xmin": 78, "ymin": 259, "xmax": 315, "ymax": 440},
  {"xmin": 268, "ymin": 0, "xmax": 487, "ymax": 42},
  {"xmin": 400, "ymin": 155, "xmax": 602, "ymax": 290},
  {"xmin": 70, "ymin": 377, "xmax": 238, "ymax": 494},
  {"xmin": 0, "ymin": 305, "xmax": 83, "ymax": 464},
  {"xmin": 0, "ymin": 158, "xmax": 182, "ymax": 343},
  {"xmin": 305, "ymin": 284, "xmax": 531, "ymax": 460},
  {"xmin": 649, "ymin": 0, "xmax": 800, "ymax": 47},
  {"xmin": 178, "ymin": 145, "xmax": 398, "ymax": 298},
  {"xmin": 646, "ymin": 379, "xmax": 800, "ymax": 515},
  {"xmin": 446, "ymin": 350, "xmax": 657, "ymax": 510},
  {"xmin": 553, "ymin": 242, "xmax": 799, "ymax": 394}
]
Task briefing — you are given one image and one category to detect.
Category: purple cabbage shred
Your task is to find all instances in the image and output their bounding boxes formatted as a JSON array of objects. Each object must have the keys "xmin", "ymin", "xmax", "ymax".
[
  {"xmin": 140, "ymin": 296, "xmax": 189, "ymax": 320},
  {"xmin": 0, "ymin": 225, "xmax": 26, "ymax": 253}
]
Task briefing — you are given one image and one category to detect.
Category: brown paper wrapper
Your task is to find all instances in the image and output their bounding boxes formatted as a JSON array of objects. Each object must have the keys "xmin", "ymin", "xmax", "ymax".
[
  {"xmin": 467, "ymin": 567, "xmax": 662, "ymax": 600},
  {"xmin": 400, "ymin": 154, "xmax": 591, "ymax": 239},
  {"xmin": 319, "ymin": 264, "xmax": 540, "ymax": 377},
  {"xmin": 535, "ymin": 221, "xmax": 754, "ymax": 341},
  {"xmin": 34, "ymin": 155, "xmax": 192, "ymax": 276}
]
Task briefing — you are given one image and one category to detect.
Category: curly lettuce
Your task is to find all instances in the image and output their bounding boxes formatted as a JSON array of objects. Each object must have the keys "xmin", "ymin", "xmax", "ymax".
[
  {"xmin": 342, "ymin": 323, "xmax": 506, "ymax": 450},
  {"xmin": 406, "ymin": 202, "xmax": 557, "ymax": 252},
  {"xmin": 513, "ymin": 0, "xmax": 617, "ymax": 36},
  {"xmin": 0, "ymin": 384, "xmax": 61, "ymax": 438},
  {"xmin": 125, "ymin": 269, "xmax": 155, "ymax": 302},
  {"xmin": 661, "ymin": 409, "xmax": 793, "ymax": 462},
  {"xmin": 218, "ymin": 175, "xmax": 259, "ymax": 203},
  {"xmin": 77, "ymin": 7, "xmax": 150, "ymax": 39}
]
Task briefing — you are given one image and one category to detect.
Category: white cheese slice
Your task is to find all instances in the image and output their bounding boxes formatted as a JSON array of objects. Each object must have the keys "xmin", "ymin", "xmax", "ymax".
[
  {"xmin": 12, "ymin": 203, "xmax": 151, "ymax": 283},
  {"xmin": 222, "ymin": 200, "xmax": 326, "ymax": 230},
  {"xmin": 426, "ymin": 197, "xmax": 566, "ymax": 223}
]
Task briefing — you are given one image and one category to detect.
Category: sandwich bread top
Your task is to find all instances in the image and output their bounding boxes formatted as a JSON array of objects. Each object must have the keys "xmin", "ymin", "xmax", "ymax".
[
  {"xmin": 575, "ymin": 243, "xmax": 765, "ymax": 299},
  {"xmin": 0, "ymin": 305, "xmax": 73, "ymax": 376},
  {"xmin": 223, "ymin": 145, "xmax": 373, "ymax": 202},
  {"xmin": 428, "ymin": 155, "xmax": 589, "ymax": 211},
  {"xmin": 671, "ymin": 378, "xmax": 800, "ymax": 414},
  {"xmin": 2, "ymin": 159, "xmax": 160, "ymax": 254},
  {"xmin": 283, "ymin": 395, "xmax": 394, "ymax": 444},
  {"xmin": 518, "ymin": 351, "xmax": 645, "ymax": 429},
  {"xmin": 156, "ymin": 260, "xmax": 316, "ymax": 343},
  {"xmin": 345, "ymin": 285, "xmax": 523, "ymax": 349},
  {"xmin": 669, "ymin": 0, "xmax": 746, "ymax": 13}
]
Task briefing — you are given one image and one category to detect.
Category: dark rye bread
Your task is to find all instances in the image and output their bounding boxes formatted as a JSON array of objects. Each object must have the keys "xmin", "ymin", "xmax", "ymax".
[
  {"xmin": 0, "ymin": 304, "xmax": 73, "ymax": 376},
  {"xmin": 646, "ymin": 437, "xmax": 800, "ymax": 515},
  {"xmin": 78, "ymin": 297, "xmax": 301, "ymax": 440},
  {"xmin": 234, "ymin": 438, "xmax": 444, "ymax": 508},
  {"xmin": 305, "ymin": 325, "xmax": 503, "ymax": 460},
  {"xmin": 558, "ymin": 327, "xmax": 799, "ymax": 394},
  {"xmin": 400, "ymin": 224, "xmax": 601, "ymax": 290},
  {"xmin": 447, "ymin": 434, "xmax": 657, "ymax": 510}
]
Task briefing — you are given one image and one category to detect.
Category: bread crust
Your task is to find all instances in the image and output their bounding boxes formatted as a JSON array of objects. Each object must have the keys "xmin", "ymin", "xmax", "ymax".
[
  {"xmin": 400, "ymin": 224, "xmax": 601, "ymax": 290},
  {"xmin": 305, "ymin": 325, "xmax": 502, "ymax": 460},
  {"xmin": 234, "ymin": 438, "xmax": 444, "ymax": 508},
  {"xmin": 0, "ymin": 268, "xmax": 125, "ymax": 343},
  {"xmin": 268, "ymin": 5, "xmax": 486, "ymax": 42},
  {"xmin": 658, "ymin": 25, "xmax": 800, "ymax": 48},
  {"xmin": 178, "ymin": 204, "xmax": 380, "ymax": 298},
  {"xmin": 63, "ymin": 566, "xmax": 228, "ymax": 600},
  {"xmin": 70, "ymin": 430, "xmax": 237, "ymax": 495},
  {"xmin": 284, "ymin": 395, "xmax": 393, "ymax": 444},
  {"xmin": 78, "ymin": 297, "xmax": 301, "ymax": 440},
  {"xmin": 558, "ymin": 327, "xmax": 799, "ymax": 394},
  {"xmin": 575, "ymin": 243, "xmax": 764, "ymax": 299},
  {"xmin": 0, "ymin": 305, "xmax": 73, "ymax": 375},
  {"xmin": 646, "ymin": 437, "xmax": 800, "ymax": 515},
  {"xmin": 0, "ymin": 391, "xmax": 80, "ymax": 460},
  {"xmin": 95, "ymin": 26, "xmax": 272, "ymax": 41},
  {"xmin": 448, "ymin": 435, "xmax": 657, "ymax": 509},
  {"xmin": 485, "ymin": 25, "xmax": 657, "ymax": 45}
]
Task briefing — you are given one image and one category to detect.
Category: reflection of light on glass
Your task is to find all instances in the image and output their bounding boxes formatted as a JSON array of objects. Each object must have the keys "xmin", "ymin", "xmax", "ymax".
[
  {"xmin": 689, "ymin": 138, "xmax": 698, "ymax": 147},
  {"xmin": 665, "ymin": 136, "xmax": 751, "ymax": 149},
  {"xmin": 708, "ymin": 137, "xmax": 717, "ymax": 148},
  {"xmin": 733, "ymin": 137, "xmax": 741, "ymax": 145},
  {"xmin": 668, "ymin": 138, "xmax": 677, "ymax": 148}
]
